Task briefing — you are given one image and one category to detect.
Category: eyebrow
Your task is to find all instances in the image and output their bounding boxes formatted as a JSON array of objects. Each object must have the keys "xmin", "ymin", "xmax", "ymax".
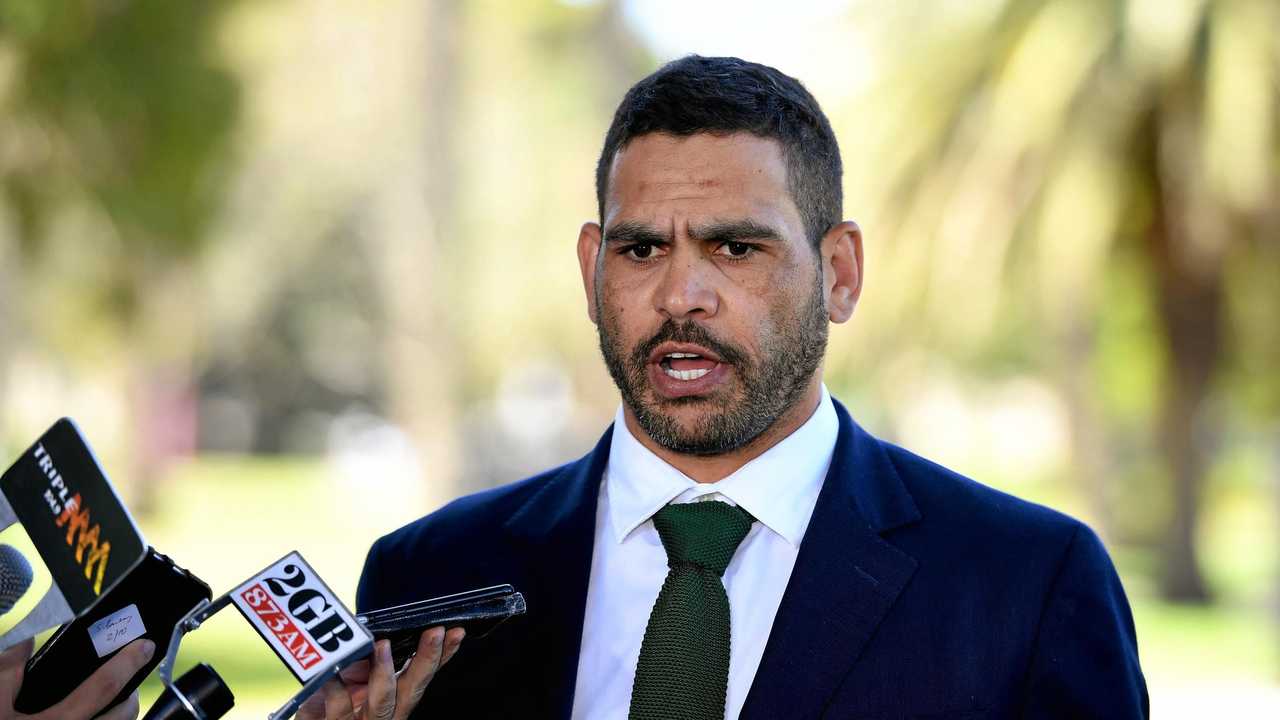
[
  {"xmin": 603, "ymin": 219, "xmax": 783, "ymax": 246},
  {"xmin": 688, "ymin": 219, "xmax": 783, "ymax": 244},
  {"xmin": 603, "ymin": 221, "xmax": 670, "ymax": 246}
]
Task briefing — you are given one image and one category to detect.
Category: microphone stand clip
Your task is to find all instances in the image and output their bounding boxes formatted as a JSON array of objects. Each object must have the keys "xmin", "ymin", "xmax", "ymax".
[{"xmin": 158, "ymin": 590, "xmax": 372, "ymax": 720}]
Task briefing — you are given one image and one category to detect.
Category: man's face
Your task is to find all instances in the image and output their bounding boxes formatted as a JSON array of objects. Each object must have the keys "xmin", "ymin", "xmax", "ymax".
[{"xmin": 583, "ymin": 132, "xmax": 830, "ymax": 456}]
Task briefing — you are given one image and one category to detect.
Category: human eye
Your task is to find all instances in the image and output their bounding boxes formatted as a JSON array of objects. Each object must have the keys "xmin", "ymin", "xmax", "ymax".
[
  {"xmin": 715, "ymin": 241, "xmax": 757, "ymax": 260},
  {"xmin": 620, "ymin": 243, "xmax": 662, "ymax": 261}
]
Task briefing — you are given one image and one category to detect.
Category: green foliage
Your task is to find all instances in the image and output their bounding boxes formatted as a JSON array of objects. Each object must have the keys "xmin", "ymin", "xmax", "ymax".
[
  {"xmin": 0, "ymin": 0, "xmax": 238, "ymax": 266},
  {"xmin": 848, "ymin": 0, "xmax": 1280, "ymax": 601}
]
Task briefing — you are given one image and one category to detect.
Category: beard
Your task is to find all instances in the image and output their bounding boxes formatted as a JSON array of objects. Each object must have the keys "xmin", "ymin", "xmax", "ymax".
[{"xmin": 595, "ymin": 274, "xmax": 828, "ymax": 456}]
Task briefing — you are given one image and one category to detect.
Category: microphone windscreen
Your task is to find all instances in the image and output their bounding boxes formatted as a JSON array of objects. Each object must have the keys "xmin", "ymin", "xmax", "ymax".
[
  {"xmin": 141, "ymin": 663, "xmax": 234, "ymax": 720},
  {"xmin": 0, "ymin": 543, "xmax": 33, "ymax": 615}
]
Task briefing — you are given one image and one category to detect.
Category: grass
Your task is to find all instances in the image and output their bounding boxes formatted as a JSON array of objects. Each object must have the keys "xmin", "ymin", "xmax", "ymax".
[
  {"xmin": 1132, "ymin": 597, "xmax": 1279, "ymax": 685},
  {"xmin": 132, "ymin": 454, "xmax": 438, "ymax": 714}
]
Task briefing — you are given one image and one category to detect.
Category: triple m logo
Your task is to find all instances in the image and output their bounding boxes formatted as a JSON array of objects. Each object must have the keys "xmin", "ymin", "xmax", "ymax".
[{"xmin": 34, "ymin": 443, "xmax": 111, "ymax": 595}]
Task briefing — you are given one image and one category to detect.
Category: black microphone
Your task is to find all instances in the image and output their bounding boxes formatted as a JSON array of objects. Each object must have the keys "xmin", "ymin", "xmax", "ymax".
[
  {"xmin": 14, "ymin": 548, "xmax": 211, "ymax": 715},
  {"xmin": 140, "ymin": 663, "xmax": 234, "ymax": 720},
  {"xmin": 0, "ymin": 418, "xmax": 149, "ymax": 653},
  {"xmin": 145, "ymin": 551, "xmax": 374, "ymax": 720},
  {"xmin": 0, "ymin": 543, "xmax": 33, "ymax": 616}
]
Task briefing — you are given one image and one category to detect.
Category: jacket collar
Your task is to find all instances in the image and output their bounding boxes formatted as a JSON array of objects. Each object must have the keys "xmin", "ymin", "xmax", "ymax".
[
  {"xmin": 604, "ymin": 386, "xmax": 839, "ymax": 547},
  {"xmin": 503, "ymin": 397, "xmax": 921, "ymax": 718},
  {"xmin": 835, "ymin": 397, "xmax": 921, "ymax": 533},
  {"xmin": 739, "ymin": 397, "xmax": 920, "ymax": 718}
]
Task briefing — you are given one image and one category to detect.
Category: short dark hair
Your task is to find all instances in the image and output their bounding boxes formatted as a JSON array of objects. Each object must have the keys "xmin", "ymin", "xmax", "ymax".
[{"xmin": 595, "ymin": 55, "xmax": 843, "ymax": 248}]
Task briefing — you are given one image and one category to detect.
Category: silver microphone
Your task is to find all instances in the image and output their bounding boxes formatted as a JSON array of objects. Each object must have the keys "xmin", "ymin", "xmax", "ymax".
[{"xmin": 0, "ymin": 543, "xmax": 33, "ymax": 616}]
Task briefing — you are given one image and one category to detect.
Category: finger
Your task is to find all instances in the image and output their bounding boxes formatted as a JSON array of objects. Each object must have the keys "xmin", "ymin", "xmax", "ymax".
[
  {"xmin": 298, "ymin": 689, "xmax": 327, "ymax": 720},
  {"xmin": 441, "ymin": 628, "xmax": 465, "ymax": 666},
  {"xmin": 95, "ymin": 690, "xmax": 140, "ymax": 720},
  {"xmin": 346, "ymin": 684, "xmax": 370, "ymax": 716},
  {"xmin": 339, "ymin": 658, "xmax": 371, "ymax": 684},
  {"xmin": 393, "ymin": 628, "xmax": 445, "ymax": 720},
  {"xmin": 365, "ymin": 640, "xmax": 396, "ymax": 720},
  {"xmin": 46, "ymin": 638, "xmax": 154, "ymax": 720},
  {"xmin": 323, "ymin": 677, "xmax": 356, "ymax": 720},
  {"xmin": 0, "ymin": 639, "xmax": 34, "ymax": 710},
  {"xmin": 0, "ymin": 638, "xmax": 34, "ymax": 671}
]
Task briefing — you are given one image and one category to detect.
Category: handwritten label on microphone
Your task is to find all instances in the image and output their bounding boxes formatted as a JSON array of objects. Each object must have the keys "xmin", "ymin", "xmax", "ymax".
[
  {"xmin": 231, "ymin": 551, "xmax": 370, "ymax": 682},
  {"xmin": 87, "ymin": 603, "xmax": 145, "ymax": 657}
]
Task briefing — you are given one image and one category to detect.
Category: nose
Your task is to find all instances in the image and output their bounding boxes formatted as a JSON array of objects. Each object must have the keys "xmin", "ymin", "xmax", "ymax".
[{"xmin": 654, "ymin": 251, "xmax": 719, "ymax": 321}]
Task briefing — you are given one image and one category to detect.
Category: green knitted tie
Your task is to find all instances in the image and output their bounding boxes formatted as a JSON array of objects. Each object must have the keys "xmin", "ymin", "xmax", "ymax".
[{"xmin": 628, "ymin": 500, "xmax": 756, "ymax": 720}]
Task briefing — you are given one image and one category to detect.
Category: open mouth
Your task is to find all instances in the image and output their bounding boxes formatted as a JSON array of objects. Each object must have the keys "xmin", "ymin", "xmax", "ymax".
[
  {"xmin": 657, "ymin": 351, "xmax": 720, "ymax": 381},
  {"xmin": 644, "ymin": 342, "xmax": 730, "ymax": 399}
]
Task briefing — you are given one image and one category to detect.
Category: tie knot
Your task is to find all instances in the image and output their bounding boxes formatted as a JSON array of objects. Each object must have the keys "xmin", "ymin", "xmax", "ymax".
[{"xmin": 651, "ymin": 501, "xmax": 756, "ymax": 576}]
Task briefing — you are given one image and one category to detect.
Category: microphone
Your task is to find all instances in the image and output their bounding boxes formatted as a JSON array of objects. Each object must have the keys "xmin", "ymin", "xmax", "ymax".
[
  {"xmin": 0, "ymin": 543, "xmax": 33, "ymax": 615},
  {"xmin": 0, "ymin": 419, "xmax": 214, "ymax": 716},
  {"xmin": 0, "ymin": 418, "xmax": 149, "ymax": 652},
  {"xmin": 147, "ymin": 551, "xmax": 373, "ymax": 720},
  {"xmin": 140, "ymin": 663, "xmax": 234, "ymax": 720},
  {"xmin": 14, "ymin": 548, "xmax": 211, "ymax": 715}
]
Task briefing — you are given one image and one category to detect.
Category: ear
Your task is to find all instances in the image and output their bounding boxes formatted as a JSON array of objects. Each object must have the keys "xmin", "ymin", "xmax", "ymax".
[
  {"xmin": 821, "ymin": 220, "xmax": 863, "ymax": 324},
  {"xmin": 577, "ymin": 221, "xmax": 603, "ymax": 324}
]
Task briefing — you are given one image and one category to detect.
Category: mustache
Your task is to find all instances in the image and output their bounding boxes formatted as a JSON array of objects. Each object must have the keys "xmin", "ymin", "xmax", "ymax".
[{"xmin": 629, "ymin": 319, "xmax": 750, "ymax": 369}]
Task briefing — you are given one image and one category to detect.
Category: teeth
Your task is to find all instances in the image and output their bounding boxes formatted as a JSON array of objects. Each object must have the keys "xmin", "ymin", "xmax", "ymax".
[
  {"xmin": 663, "ymin": 367, "xmax": 711, "ymax": 381},
  {"xmin": 665, "ymin": 352, "xmax": 702, "ymax": 359}
]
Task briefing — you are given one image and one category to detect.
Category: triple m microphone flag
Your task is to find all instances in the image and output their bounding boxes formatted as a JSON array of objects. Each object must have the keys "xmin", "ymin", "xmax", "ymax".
[{"xmin": 0, "ymin": 418, "xmax": 147, "ymax": 651}]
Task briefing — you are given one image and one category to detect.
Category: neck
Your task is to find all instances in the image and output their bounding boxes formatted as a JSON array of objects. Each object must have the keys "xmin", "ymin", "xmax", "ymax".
[{"xmin": 622, "ymin": 377, "xmax": 824, "ymax": 483}]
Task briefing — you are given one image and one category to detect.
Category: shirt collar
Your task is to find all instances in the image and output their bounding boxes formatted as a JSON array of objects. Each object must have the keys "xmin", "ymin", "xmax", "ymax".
[{"xmin": 604, "ymin": 385, "xmax": 839, "ymax": 547}]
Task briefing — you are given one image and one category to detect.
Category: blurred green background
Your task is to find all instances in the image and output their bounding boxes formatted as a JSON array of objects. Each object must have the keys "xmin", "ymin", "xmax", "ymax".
[{"xmin": 1, "ymin": 0, "xmax": 1277, "ymax": 716}]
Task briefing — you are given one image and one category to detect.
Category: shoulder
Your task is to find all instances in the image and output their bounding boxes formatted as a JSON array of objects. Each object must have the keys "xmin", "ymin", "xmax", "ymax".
[
  {"xmin": 876, "ymin": 437, "xmax": 1101, "ymax": 567},
  {"xmin": 862, "ymin": 431, "xmax": 1147, "ymax": 711},
  {"xmin": 872, "ymin": 435, "xmax": 1137, "ymax": 641},
  {"xmin": 355, "ymin": 460, "xmax": 578, "ymax": 611},
  {"xmin": 367, "ymin": 461, "xmax": 574, "ymax": 565}
]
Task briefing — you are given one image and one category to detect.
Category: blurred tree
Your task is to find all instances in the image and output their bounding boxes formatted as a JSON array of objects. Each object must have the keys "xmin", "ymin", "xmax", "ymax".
[
  {"xmin": 179, "ymin": 0, "xmax": 647, "ymax": 509},
  {"xmin": 852, "ymin": 0, "xmax": 1278, "ymax": 602},
  {"xmin": 0, "ymin": 0, "xmax": 239, "ymax": 504},
  {"xmin": 436, "ymin": 0, "xmax": 649, "ymax": 494},
  {"xmin": 357, "ymin": 0, "xmax": 466, "ymax": 497}
]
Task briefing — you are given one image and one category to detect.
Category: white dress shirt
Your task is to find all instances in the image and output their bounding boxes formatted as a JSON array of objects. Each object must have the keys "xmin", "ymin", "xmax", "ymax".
[{"xmin": 570, "ymin": 386, "xmax": 839, "ymax": 720}]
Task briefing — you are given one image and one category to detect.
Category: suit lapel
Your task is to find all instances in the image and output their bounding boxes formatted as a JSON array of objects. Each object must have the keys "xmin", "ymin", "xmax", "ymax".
[
  {"xmin": 494, "ymin": 402, "xmax": 920, "ymax": 719},
  {"xmin": 740, "ymin": 401, "xmax": 921, "ymax": 720},
  {"xmin": 502, "ymin": 426, "xmax": 612, "ymax": 720}
]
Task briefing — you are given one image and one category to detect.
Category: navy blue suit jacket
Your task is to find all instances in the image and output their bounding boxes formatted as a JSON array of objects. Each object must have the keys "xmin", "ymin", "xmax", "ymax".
[{"xmin": 357, "ymin": 400, "xmax": 1148, "ymax": 718}]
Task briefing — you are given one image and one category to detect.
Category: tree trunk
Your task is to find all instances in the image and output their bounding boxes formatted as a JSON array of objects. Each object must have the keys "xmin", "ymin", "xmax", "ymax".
[
  {"xmin": 369, "ymin": 0, "xmax": 464, "ymax": 510},
  {"xmin": 1059, "ymin": 316, "xmax": 1113, "ymax": 541},
  {"xmin": 1155, "ymin": 357, "xmax": 1214, "ymax": 603},
  {"xmin": 1146, "ymin": 194, "xmax": 1223, "ymax": 604}
]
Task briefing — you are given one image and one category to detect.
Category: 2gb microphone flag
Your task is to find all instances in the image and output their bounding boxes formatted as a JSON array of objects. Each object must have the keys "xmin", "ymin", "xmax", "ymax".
[
  {"xmin": 0, "ymin": 419, "xmax": 147, "ymax": 651},
  {"xmin": 231, "ymin": 551, "xmax": 372, "ymax": 683}
]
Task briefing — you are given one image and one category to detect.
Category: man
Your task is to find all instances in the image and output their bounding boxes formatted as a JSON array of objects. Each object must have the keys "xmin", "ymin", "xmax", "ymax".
[{"xmin": 316, "ymin": 55, "xmax": 1149, "ymax": 719}]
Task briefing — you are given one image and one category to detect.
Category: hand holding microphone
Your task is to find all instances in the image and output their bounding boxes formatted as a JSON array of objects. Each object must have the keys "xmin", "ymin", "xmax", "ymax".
[
  {"xmin": 0, "ymin": 421, "xmax": 212, "ymax": 719},
  {"xmin": 297, "ymin": 627, "xmax": 464, "ymax": 720},
  {"xmin": 0, "ymin": 636, "xmax": 154, "ymax": 720},
  {"xmin": 1, "ymin": 420, "xmax": 493, "ymax": 720},
  {"xmin": 296, "ymin": 583, "xmax": 525, "ymax": 720}
]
